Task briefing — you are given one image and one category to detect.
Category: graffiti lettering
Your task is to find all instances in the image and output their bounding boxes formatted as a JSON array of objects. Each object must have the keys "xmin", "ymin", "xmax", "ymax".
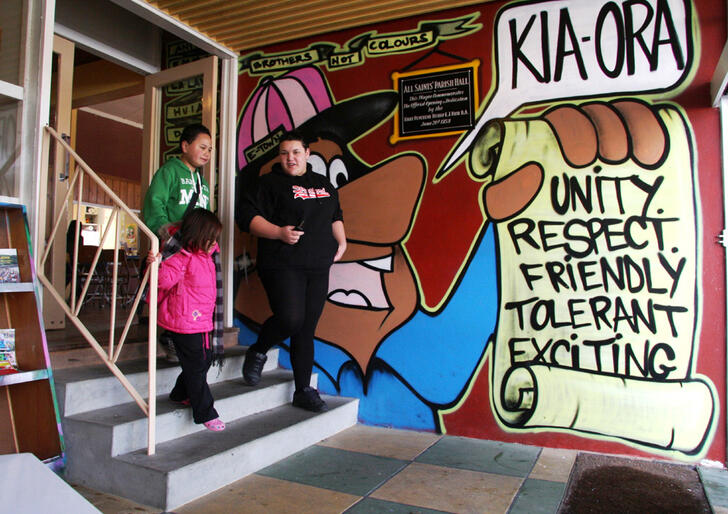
[
  {"xmin": 250, "ymin": 51, "xmax": 316, "ymax": 72},
  {"xmin": 509, "ymin": 8, "xmax": 588, "ymax": 87},
  {"xmin": 367, "ymin": 32, "xmax": 434, "ymax": 54},
  {"xmin": 507, "ymin": 216, "xmax": 678, "ymax": 258},
  {"xmin": 440, "ymin": 0, "xmax": 692, "ymax": 176},
  {"xmin": 549, "ymin": 172, "xmax": 664, "ymax": 216},
  {"xmin": 507, "ymin": 335, "xmax": 677, "ymax": 379},
  {"xmin": 483, "ymin": 99, "xmax": 707, "ymax": 433},
  {"xmin": 509, "ymin": 0, "xmax": 683, "ymax": 88},
  {"xmin": 505, "ymin": 295, "xmax": 686, "ymax": 335},
  {"xmin": 517, "ymin": 252, "xmax": 685, "ymax": 296},
  {"xmin": 328, "ymin": 52, "xmax": 361, "ymax": 68}
]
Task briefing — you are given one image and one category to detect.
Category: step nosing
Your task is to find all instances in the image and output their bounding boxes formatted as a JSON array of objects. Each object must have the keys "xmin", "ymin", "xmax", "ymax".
[
  {"xmin": 59, "ymin": 365, "xmax": 295, "ymax": 416},
  {"xmin": 54, "ymin": 347, "xmax": 276, "ymax": 383},
  {"xmin": 114, "ymin": 398, "xmax": 357, "ymax": 472},
  {"xmin": 66, "ymin": 374, "xmax": 298, "ymax": 424}
]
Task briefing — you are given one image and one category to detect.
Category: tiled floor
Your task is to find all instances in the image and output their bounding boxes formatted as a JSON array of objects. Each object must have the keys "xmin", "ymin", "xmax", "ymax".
[
  {"xmin": 71, "ymin": 425, "xmax": 577, "ymax": 513},
  {"xmin": 700, "ymin": 467, "xmax": 728, "ymax": 514}
]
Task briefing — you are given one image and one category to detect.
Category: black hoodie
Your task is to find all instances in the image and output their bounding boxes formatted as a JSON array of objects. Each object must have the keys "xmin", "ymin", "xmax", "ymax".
[{"xmin": 239, "ymin": 163, "xmax": 343, "ymax": 271}]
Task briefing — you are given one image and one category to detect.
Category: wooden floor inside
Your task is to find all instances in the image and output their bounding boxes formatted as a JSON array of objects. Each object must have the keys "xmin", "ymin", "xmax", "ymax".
[
  {"xmin": 45, "ymin": 299, "xmax": 239, "ymax": 370},
  {"xmin": 45, "ymin": 302, "xmax": 155, "ymax": 369}
]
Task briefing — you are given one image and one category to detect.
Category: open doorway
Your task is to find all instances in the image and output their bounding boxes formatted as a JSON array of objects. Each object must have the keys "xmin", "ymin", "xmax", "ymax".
[
  {"xmin": 72, "ymin": 48, "xmax": 145, "ymax": 256},
  {"xmin": 44, "ymin": 44, "xmax": 148, "ymax": 367},
  {"xmin": 43, "ymin": 39, "xmax": 219, "ymax": 370}
]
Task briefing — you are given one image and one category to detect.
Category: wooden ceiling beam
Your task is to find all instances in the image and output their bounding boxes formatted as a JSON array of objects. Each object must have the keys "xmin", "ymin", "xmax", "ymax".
[
  {"xmin": 153, "ymin": 0, "xmax": 221, "ymax": 11},
  {"xmin": 191, "ymin": 0, "xmax": 377, "ymax": 33},
  {"xmin": 182, "ymin": 0, "xmax": 298, "ymax": 23},
  {"xmin": 146, "ymin": 0, "xmax": 492, "ymax": 54},
  {"xmin": 224, "ymin": 1, "xmax": 485, "ymax": 51},
  {"xmin": 158, "ymin": 0, "xmax": 258, "ymax": 20},
  {"xmin": 215, "ymin": 0, "xmax": 470, "ymax": 40}
]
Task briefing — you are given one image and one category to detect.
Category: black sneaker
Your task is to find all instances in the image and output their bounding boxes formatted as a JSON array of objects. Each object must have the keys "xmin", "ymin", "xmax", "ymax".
[
  {"xmin": 292, "ymin": 386, "xmax": 327, "ymax": 412},
  {"xmin": 242, "ymin": 349, "xmax": 267, "ymax": 385}
]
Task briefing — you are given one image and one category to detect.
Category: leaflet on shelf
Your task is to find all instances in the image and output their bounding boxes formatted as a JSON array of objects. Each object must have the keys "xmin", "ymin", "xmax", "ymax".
[
  {"xmin": 0, "ymin": 328, "xmax": 16, "ymax": 374},
  {"xmin": 0, "ymin": 249, "xmax": 20, "ymax": 283}
]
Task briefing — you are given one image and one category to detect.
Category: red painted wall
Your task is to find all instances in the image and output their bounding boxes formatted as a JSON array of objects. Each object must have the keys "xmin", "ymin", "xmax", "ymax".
[{"xmin": 234, "ymin": 0, "xmax": 726, "ymax": 462}]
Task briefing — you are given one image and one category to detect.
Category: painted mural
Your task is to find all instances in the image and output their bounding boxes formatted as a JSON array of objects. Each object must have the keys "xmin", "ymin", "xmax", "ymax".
[{"xmin": 234, "ymin": 0, "xmax": 725, "ymax": 461}]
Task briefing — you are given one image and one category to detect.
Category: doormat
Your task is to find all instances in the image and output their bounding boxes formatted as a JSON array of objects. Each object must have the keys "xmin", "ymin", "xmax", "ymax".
[{"xmin": 558, "ymin": 453, "xmax": 710, "ymax": 513}]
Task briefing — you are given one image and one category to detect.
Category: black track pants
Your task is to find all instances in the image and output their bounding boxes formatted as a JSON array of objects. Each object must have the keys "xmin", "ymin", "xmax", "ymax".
[
  {"xmin": 250, "ymin": 268, "xmax": 329, "ymax": 391},
  {"xmin": 168, "ymin": 331, "xmax": 219, "ymax": 424}
]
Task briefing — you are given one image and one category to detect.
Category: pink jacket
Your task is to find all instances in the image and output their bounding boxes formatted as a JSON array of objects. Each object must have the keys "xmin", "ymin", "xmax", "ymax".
[{"xmin": 156, "ymin": 243, "xmax": 218, "ymax": 334}]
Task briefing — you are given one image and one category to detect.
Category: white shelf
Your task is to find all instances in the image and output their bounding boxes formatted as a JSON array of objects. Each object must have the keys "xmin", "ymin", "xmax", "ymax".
[{"xmin": 0, "ymin": 283, "xmax": 34, "ymax": 293}]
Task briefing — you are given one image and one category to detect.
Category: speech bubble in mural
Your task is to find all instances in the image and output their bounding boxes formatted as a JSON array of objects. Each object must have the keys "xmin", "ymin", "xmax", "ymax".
[{"xmin": 437, "ymin": 0, "xmax": 694, "ymax": 178}]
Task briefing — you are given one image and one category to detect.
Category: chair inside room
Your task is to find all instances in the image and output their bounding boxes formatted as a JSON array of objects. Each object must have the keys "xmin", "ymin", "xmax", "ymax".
[
  {"xmin": 75, "ymin": 245, "xmax": 106, "ymax": 307},
  {"xmin": 74, "ymin": 247, "xmax": 133, "ymax": 307},
  {"xmin": 99, "ymin": 248, "xmax": 134, "ymax": 306}
]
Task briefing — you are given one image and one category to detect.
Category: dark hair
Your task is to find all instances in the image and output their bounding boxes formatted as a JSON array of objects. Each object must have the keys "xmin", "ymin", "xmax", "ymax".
[
  {"xmin": 178, "ymin": 208, "xmax": 222, "ymax": 251},
  {"xmin": 280, "ymin": 130, "xmax": 309, "ymax": 150},
  {"xmin": 179, "ymin": 124, "xmax": 211, "ymax": 151}
]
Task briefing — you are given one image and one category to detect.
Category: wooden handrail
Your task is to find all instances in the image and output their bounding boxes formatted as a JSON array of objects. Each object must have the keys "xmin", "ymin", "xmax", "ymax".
[{"xmin": 38, "ymin": 125, "xmax": 160, "ymax": 455}]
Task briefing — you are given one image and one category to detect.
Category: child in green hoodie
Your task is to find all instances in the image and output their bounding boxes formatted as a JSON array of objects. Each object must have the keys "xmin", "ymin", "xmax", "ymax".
[
  {"xmin": 143, "ymin": 123, "xmax": 213, "ymax": 241},
  {"xmin": 142, "ymin": 123, "xmax": 214, "ymax": 361}
]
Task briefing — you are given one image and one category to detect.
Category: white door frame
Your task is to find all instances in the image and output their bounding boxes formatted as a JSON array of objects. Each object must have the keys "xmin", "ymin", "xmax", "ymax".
[{"xmin": 35, "ymin": 0, "xmax": 239, "ymax": 326}]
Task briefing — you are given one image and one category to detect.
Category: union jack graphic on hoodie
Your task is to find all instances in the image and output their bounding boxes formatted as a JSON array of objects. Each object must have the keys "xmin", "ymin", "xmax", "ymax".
[{"xmin": 292, "ymin": 185, "xmax": 331, "ymax": 200}]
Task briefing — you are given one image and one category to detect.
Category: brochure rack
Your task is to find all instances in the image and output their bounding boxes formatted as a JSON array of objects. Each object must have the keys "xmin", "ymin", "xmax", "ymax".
[{"xmin": 0, "ymin": 204, "xmax": 62, "ymax": 462}]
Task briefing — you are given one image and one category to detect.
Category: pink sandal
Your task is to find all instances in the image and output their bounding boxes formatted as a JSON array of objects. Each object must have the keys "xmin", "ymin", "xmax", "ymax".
[{"xmin": 203, "ymin": 418, "xmax": 226, "ymax": 432}]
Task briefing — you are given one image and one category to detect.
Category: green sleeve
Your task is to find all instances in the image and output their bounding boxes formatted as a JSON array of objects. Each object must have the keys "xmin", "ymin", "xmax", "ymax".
[{"xmin": 142, "ymin": 166, "xmax": 173, "ymax": 237}]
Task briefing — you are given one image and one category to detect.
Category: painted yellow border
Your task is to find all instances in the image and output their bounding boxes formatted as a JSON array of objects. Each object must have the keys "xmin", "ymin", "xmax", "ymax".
[{"xmin": 390, "ymin": 60, "xmax": 480, "ymax": 144}]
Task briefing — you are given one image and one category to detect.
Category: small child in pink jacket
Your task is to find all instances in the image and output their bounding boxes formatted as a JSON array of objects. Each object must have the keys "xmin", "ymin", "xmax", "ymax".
[{"xmin": 148, "ymin": 208, "xmax": 225, "ymax": 431}]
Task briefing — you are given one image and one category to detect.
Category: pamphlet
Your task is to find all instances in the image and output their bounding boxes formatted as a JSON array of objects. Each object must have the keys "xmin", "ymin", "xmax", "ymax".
[
  {"xmin": 0, "ymin": 249, "xmax": 20, "ymax": 283},
  {"xmin": 0, "ymin": 328, "xmax": 17, "ymax": 374}
]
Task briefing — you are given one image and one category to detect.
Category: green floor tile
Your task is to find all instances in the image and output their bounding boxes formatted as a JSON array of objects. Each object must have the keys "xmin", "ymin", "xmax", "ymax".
[
  {"xmin": 256, "ymin": 445, "xmax": 408, "ymax": 496},
  {"xmin": 416, "ymin": 436, "xmax": 540, "ymax": 477},
  {"xmin": 345, "ymin": 497, "xmax": 450, "ymax": 513},
  {"xmin": 508, "ymin": 478, "xmax": 566, "ymax": 514},
  {"xmin": 699, "ymin": 466, "xmax": 728, "ymax": 509}
]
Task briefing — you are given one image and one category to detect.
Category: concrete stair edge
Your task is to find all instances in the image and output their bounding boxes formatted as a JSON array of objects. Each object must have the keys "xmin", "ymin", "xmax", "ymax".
[
  {"xmin": 65, "ymin": 371, "xmax": 299, "ymax": 455},
  {"xmin": 138, "ymin": 397, "xmax": 358, "ymax": 510},
  {"xmin": 56, "ymin": 347, "xmax": 279, "ymax": 416},
  {"xmin": 56, "ymin": 341, "xmax": 360, "ymax": 512},
  {"xmin": 64, "ymin": 397, "xmax": 358, "ymax": 510}
]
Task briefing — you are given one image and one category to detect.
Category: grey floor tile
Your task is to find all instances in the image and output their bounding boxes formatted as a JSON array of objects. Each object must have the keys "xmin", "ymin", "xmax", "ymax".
[
  {"xmin": 416, "ymin": 436, "xmax": 541, "ymax": 477},
  {"xmin": 256, "ymin": 445, "xmax": 408, "ymax": 496},
  {"xmin": 508, "ymin": 478, "xmax": 566, "ymax": 514},
  {"xmin": 346, "ymin": 497, "xmax": 451, "ymax": 513},
  {"xmin": 699, "ymin": 466, "xmax": 728, "ymax": 509}
]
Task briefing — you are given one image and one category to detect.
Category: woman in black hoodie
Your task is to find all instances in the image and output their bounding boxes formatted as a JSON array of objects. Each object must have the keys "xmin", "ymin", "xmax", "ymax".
[{"xmin": 238, "ymin": 130, "xmax": 347, "ymax": 411}]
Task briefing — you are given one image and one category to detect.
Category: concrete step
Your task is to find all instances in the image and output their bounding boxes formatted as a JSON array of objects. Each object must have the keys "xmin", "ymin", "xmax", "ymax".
[
  {"xmin": 63, "ymin": 369, "xmax": 303, "ymax": 455},
  {"xmin": 54, "ymin": 346, "xmax": 279, "ymax": 416},
  {"xmin": 56, "ymin": 342, "xmax": 359, "ymax": 511},
  {"xmin": 68, "ymin": 395, "xmax": 359, "ymax": 511}
]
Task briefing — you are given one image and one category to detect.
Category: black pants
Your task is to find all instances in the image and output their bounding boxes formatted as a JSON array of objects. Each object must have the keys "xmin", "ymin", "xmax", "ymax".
[
  {"xmin": 168, "ymin": 331, "xmax": 218, "ymax": 424},
  {"xmin": 250, "ymin": 268, "xmax": 329, "ymax": 391}
]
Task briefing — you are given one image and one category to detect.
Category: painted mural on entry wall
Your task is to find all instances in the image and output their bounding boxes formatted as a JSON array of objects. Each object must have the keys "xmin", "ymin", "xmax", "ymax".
[
  {"xmin": 460, "ymin": 98, "xmax": 713, "ymax": 456},
  {"xmin": 234, "ymin": 0, "xmax": 723, "ymax": 461}
]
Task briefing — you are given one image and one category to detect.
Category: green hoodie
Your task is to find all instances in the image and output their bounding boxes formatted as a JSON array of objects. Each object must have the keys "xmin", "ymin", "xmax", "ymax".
[{"xmin": 142, "ymin": 157, "xmax": 211, "ymax": 237}]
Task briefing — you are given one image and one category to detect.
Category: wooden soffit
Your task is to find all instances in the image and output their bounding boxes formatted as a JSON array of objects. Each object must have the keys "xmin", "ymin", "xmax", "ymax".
[{"xmin": 145, "ymin": 0, "xmax": 494, "ymax": 53}]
